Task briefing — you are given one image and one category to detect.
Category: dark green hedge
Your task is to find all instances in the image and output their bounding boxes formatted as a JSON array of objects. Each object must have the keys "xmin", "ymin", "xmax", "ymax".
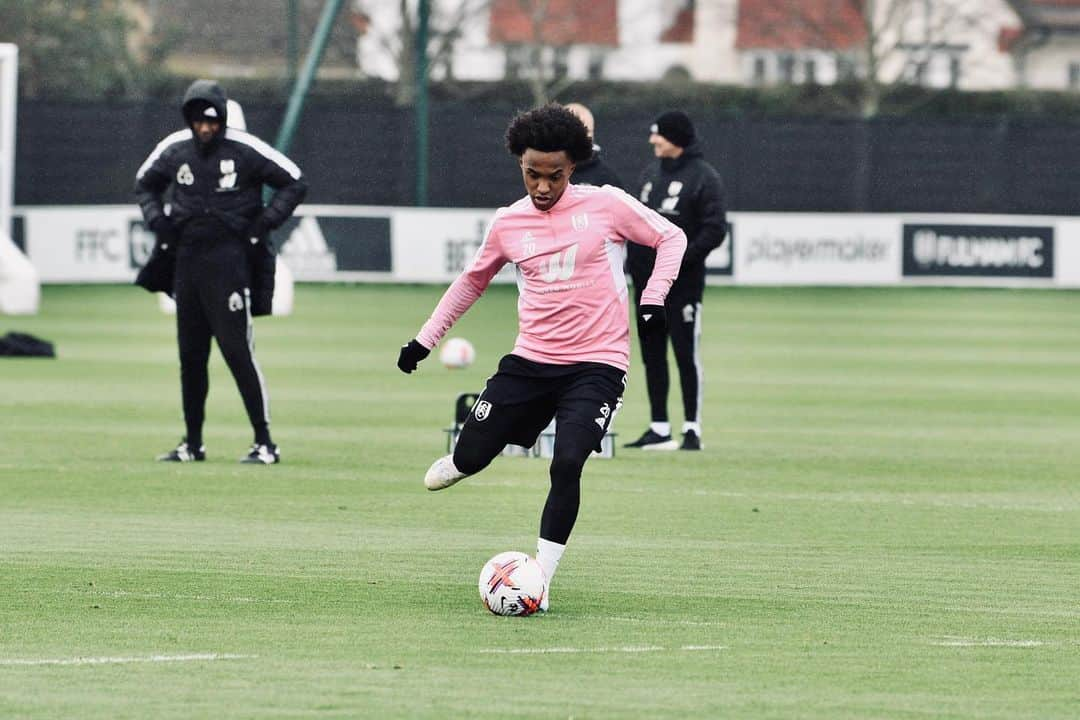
[{"xmin": 124, "ymin": 74, "xmax": 1080, "ymax": 121}]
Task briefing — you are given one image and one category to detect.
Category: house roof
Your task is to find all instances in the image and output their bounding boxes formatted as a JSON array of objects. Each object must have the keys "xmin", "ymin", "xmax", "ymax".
[
  {"xmin": 660, "ymin": 1, "xmax": 695, "ymax": 44},
  {"xmin": 1001, "ymin": 0, "xmax": 1080, "ymax": 51},
  {"xmin": 1006, "ymin": 0, "xmax": 1080, "ymax": 29},
  {"xmin": 736, "ymin": 0, "xmax": 867, "ymax": 51},
  {"xmin": 489, "ymin": 0, "xmax": 618, "ymax": 47}
]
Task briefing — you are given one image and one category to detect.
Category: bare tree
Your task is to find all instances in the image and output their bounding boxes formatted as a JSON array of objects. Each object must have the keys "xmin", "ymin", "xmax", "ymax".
[
  {"xmin": 355, "ymin": 0, "xmax": 491, "ymax": 106},
  {"xmin": 495, "ymin": 0, "xmax": 615, "ymax": 106},
  {"xmin": 744, "ymin": 0, "xmax": 1006, "ymax": 116}
]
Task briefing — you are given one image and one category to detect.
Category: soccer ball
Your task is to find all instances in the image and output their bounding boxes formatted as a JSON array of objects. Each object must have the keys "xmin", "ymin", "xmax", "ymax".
[
  {"xmin": 439, "ymin": 337, "xmax": 476, "ymax": 369},
  {"xmin": 478, "ymin": 551, "xmax": 547, "ymax": 617}
]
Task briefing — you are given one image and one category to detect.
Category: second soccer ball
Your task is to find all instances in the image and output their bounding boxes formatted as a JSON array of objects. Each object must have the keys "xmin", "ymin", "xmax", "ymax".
[{"xmin": 439, "ymin": 337, "xmax": 476, "ymax": 369}]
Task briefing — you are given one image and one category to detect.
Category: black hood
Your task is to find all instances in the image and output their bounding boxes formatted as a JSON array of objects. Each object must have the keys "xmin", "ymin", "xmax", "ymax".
[
  {"xmin": 181, "ymin": 79, "xmax": 228, "ymax": 141},
  {"xmin": 576, "ymin": 142, "xmax": 603, "ymax": 169}
]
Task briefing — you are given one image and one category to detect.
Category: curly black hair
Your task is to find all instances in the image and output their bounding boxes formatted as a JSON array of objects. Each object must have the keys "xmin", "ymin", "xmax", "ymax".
[{"xmin": 505, "ymin": 103, "xmax": 593, "ymax": 163}]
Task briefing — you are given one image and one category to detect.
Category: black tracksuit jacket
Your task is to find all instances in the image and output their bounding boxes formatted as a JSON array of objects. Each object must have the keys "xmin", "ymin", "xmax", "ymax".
[
  {"xmin": 628, "ymin": 143, "xmax": 727, "ymax": 301},
  {"xmin": 134, "ymin": 82, "xmax": 306, "ymax": 248},
  {"xmin": 571, "ymin": 144, "xmax": 626, "ymax": 191}
]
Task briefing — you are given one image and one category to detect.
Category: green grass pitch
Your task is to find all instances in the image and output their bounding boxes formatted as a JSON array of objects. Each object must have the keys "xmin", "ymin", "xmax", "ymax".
[{"xmin": 1, "ymin": 283, "xmax": 1078, "ymax": 719}]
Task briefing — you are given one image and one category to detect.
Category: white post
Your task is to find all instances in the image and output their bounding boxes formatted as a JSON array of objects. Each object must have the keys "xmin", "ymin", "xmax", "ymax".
[{"xmin": 0, "ymin": 43, "xmax": 17, "ymax": 237}]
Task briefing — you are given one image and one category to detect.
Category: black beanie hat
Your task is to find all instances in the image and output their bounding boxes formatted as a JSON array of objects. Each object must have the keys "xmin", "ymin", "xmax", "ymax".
[{"xmin": 651, "ymin": 110, "xmax": 695, "ymax": 148}]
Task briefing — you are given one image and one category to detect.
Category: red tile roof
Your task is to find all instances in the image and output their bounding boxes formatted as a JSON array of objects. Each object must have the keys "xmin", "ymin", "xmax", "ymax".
[
  {"xmin": 736, "ymin": 0, "xmax": 867, "ymax": 51},
  {"xmin": 660, "ymin": 1, "xmax": 695, "ymax": 44},
  {"xmin": 489, "ymin": 0, "xmax": 618, "ymax": 47}
]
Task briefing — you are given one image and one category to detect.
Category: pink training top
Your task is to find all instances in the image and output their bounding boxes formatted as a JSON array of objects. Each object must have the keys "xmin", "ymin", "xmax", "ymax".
[{"xmin": 416, "ymin": 183, "xmax": 687, "ymax": 371}]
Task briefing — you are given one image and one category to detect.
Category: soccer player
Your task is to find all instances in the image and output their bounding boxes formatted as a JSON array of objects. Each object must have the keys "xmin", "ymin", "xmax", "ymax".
[
  {"xmin": 397, "ymin": 104, "xmax": 686, "ymax": 610},
  {"xmin": 135, "ymin": 79, "xmax": 307, "ymax": 464}
]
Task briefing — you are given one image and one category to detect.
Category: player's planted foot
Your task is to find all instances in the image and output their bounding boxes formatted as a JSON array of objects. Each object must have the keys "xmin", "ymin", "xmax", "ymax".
[
  {"xmin": 680, "ymin": 429, "xmax": 702, "ymax": 451},
  {"xmin": 424, "ymin": 454, "xmax": 467, "ymax": 491},
  {"xmin": 241, "ymin": 443, "xmax": 280, "ymax": 464},
  {"xmin": 624, "ymin": 429, "xmax": 678, "ymax": 451},
  {"xmin": 157, "ymin": 440, "xmax": 205, "ymax": 462}
]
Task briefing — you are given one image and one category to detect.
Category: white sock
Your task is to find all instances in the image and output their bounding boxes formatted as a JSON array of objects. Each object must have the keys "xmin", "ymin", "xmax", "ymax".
[
  {"xmin": 536, "ymin": 537, "xmax": 565, "ymax": 583},
  {"xmin": 649, "ymin": 421, "xmax": 671, "ymax": 437},
  {"xmin": 682, "ymin": 421, "xmax": 701, "ymax": 435}
]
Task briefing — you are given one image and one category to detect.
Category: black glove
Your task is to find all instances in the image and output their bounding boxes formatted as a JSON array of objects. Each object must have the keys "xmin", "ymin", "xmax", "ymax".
[
  {"xmin": 397, "ymin": 339, "xmax": 430, "ymax": 374},
  {"xmin": 247, "ymin": 216, "xmax": 272, "ymax": 245},
  {"xmin": 638, "ymin": 304, "xmax": 667, "ymax": 338},
  {"xmin": 147, "ymin": 215, "xmax": 172, "ymax": 235}
]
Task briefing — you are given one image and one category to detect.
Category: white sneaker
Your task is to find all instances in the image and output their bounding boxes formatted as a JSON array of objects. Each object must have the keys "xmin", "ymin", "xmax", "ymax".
[{"xmin": 424, "ymin": 454, "xmax": 467, "ymax": 491}]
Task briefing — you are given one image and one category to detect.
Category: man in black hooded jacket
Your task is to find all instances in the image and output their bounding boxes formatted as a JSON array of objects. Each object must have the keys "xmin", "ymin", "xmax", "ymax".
[
  {"xmin": 625, "ymin": 110, "xmax": 727, "ymax": 452},
  {"xmin": 134, "ymin": 79, "xmax": 307, "ymax": 464}
]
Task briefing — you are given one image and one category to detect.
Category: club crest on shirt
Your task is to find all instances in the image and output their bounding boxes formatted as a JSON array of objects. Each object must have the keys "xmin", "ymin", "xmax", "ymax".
[
  {"xmin": 572, "ymin": 213, "xmax": 588, "ymax": 232},
  {"xmin": 228, "ymin": 291, "xmax": 244, "ymax": 312},
  {"xmin": 661, "ymin": 181, "xmax": 683, "ymax": 214},
  {"xmin": 473, "ymin": 400, "xmax": 492, "ymax": 421},
  {"xmin": 218, "ymin": 159, "xmax": 237, "ymax": 190}
]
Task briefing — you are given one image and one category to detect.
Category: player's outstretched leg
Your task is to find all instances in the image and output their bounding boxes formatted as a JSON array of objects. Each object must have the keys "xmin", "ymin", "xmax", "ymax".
[
  {"xmin": 425, "ymin": 424, "xmax": 506, "ymax": 491},
  {"xmin": 424, "ymin": 454, "xmax": 468, "ymax": 491}
]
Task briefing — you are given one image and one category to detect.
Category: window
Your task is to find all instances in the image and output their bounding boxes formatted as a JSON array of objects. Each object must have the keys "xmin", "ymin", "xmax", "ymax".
[
  {"xmin": 752, "ymin": 55, "xmax": 767, "ymax": 85},
  {"xmin": 836, "ymin": 55, "xmax": 856, "ymax": 81},
  {"xmin": 803, "ymin": 58, "xmax": 817, "ymax": 84},
  {"xmin": 778, "ymin": 54, "xmax": 795, "ymax": 84},
  {"xmin": 1069, "ymin": 62, "xmax": 1080, "ymax": 89}
]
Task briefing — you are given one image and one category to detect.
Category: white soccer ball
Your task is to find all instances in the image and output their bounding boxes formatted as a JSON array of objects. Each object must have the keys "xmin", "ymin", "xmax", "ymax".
[
  {"xmin": 478, "ymin": 551, "xmax": 547, "ymax": 617},
  {"xmin": 439, "ymin": 337, "xmax": 476, "ymax": 369}
]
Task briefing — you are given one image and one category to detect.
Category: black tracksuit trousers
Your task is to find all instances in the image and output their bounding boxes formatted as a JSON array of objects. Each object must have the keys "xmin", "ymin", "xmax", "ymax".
[
  {"xmin": 632, "ymin": 282, "xmax": 702, "ymax": 427},
  {"xmin": 174, "ymin": 236, "xmax": 270, "ymax": 447}
]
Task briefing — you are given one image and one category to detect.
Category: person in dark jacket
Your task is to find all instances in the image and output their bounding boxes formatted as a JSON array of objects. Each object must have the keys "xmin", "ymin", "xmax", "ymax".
[
  {"xmin": 564, "ymin": 103, "xmax": 625, "ymax": 190},
  {"xmin": 625, "ymin": 110, "xmax": 727, "ymax": 451},
  {"xmin": 134, "ymin": 79, "xmax": 307, "ymax": 464}
]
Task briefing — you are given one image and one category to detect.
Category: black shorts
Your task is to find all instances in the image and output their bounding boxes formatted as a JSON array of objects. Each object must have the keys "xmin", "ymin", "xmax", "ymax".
[{"xmin": 460, "ymin": 354, "xmax": 626, "ymax": 451}]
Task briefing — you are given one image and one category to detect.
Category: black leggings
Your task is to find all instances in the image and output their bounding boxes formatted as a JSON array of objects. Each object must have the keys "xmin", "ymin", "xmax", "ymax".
[
  {"xmin": 175, "ymin": 240, "xmax": 270, "ymax": 445},
  {"xmin": 453, "ymin": 421, "xmax": 597, "ymax": 545}
]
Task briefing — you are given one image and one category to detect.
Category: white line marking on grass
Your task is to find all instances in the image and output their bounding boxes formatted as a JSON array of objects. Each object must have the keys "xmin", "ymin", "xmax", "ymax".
[
  {"xmin": 65, "ymin": 589, "xmax": 297, "ymax": 604},
  {"xmin": 0, "ymin": 653, "xmax": 256, "ymax": 667},
  {"xmin": 478, "ymin": 645, "xmax": 725, "ymax": 655},
  {"xmin": 607, "ymin": 616, "xmax": 726, "ymax": 627},
  {"xmin": 929, "ymin": 636, "xmax": 1047, "ymax": 648}
]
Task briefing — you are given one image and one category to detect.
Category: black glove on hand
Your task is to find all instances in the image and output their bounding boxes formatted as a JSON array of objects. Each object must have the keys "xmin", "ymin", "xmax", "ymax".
[
  {"xmin": 638, "ymin": 304, "xmax": 667, "ymax": 338},
  {"xmin": 148, "ymin": 216, "xmax": 174, "ymax": 236},
  {"xmin": 247, "ymin": 216, "xmax": 272, "ymax": 245},
  {"xmin": 397, "ymin": 339, "xmax": 430, "ymax": 374}
]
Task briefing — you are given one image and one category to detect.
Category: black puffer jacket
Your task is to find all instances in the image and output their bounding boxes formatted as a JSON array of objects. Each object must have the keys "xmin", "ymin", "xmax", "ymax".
[
  {"xmin": 571, "ymin": 143, "xmax": 626, "ymax": 191},
  {"xmin": 134, "ymin": 80, "xmax": 307, "ymax": 242},
  {"xmin": 628, "ymin": 143, "xmax": 727, "ymax": 296}
]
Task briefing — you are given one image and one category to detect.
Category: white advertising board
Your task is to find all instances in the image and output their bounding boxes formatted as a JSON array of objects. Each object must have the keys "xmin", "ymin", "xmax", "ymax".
[
  {"xmin": 12, "ymin": 204, "xmax": 1080, "ymax": 289},
  {"xmin": 732, "ymin": 213, "xmax": 901, "ymax": 285},
  {"xmin": 22, "ymin": 206, "xmax": 150, "ymax": 283},
  {"xmin": 387, "ymin": 206, "xmax": 515, "ymax": 284}
]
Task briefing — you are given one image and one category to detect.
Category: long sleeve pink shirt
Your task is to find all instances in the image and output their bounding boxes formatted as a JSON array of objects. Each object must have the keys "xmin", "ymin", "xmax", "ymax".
[{"xmin": 416, "ymin": 183, "xmax": 687, "ymax": 371}]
